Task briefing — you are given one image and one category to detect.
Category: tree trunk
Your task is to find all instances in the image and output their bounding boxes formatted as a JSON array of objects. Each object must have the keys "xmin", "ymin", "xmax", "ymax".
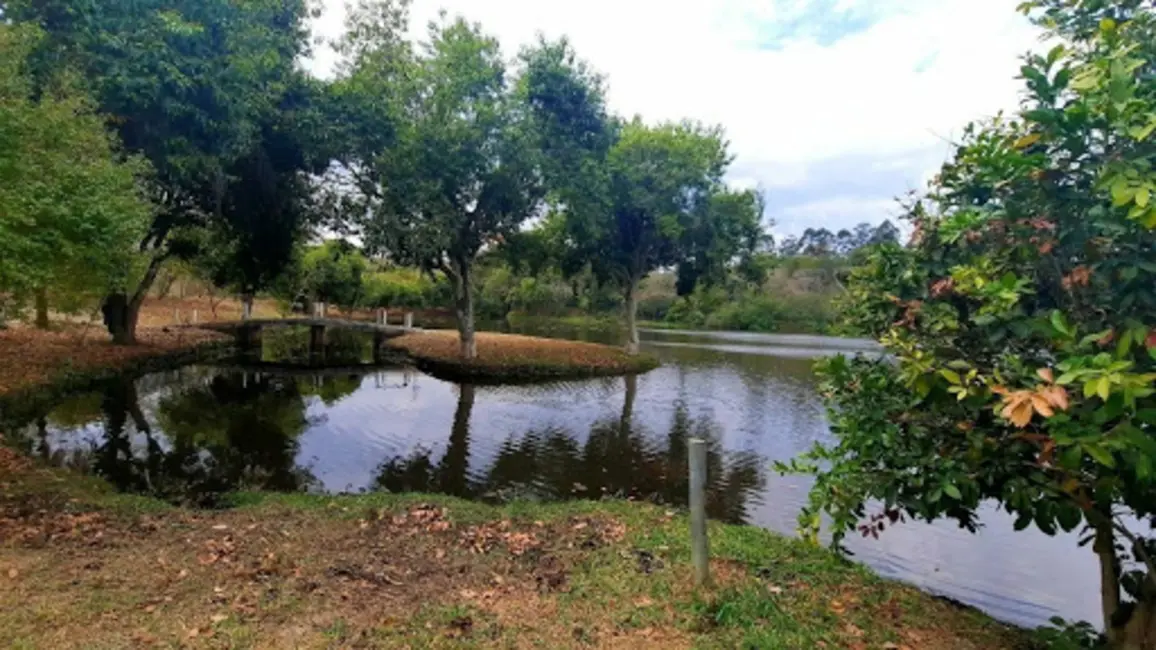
[
  {"xmin": 34, "ymin": 287, "xmax": 49, "ymax": 329},
  {"xmin": 453, "ymin": 261, "xmax": 477, "ymax": 360},
  {"xmin": 1096, "ymin": 521, "xmax": 1124, "ymax": 647},
  {"xmin": 105, "ymin": 252, "xmax": 166, "ymax": 345},
  {"xmin": 1119, "ymin": 598, "xmax": 1156, "ymax": 650},
  {"xmin": 623, "ymin": 274, "xmax": 641, "ymax": 355}
]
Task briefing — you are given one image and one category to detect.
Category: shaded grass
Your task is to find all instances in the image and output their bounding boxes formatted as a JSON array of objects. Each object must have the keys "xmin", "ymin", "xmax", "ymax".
[
  {"xmin": 387, "ymin": 330, "xmax": 658, "ymax": 383},
  {"xmin": 0, "ymin": 457, "xmax": 1041, "ymax": 650}
]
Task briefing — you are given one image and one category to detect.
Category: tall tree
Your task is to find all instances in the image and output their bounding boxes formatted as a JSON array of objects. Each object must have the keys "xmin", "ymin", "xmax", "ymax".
[
  {"xmin": 594, "ymin": 120, "xmax": 732, "ymax": 354},
  {"xmin": 0, "ymin": 24, "xmax": 151, "ymax": 328},
  {"xmin": 4, "ymin": 0, "xmax": 316, "ymax": 343},
  {"xmin": 344, "ymin": 13, "xmax": 545, "ymax": 358}
]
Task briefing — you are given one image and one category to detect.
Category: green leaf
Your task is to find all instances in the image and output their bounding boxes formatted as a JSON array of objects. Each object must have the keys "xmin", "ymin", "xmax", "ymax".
[
  {"xmin": 1138, "ymin": 187, "xmax": 1152, "ymax": 209},
  {"xmin": 1097, "ymin": 376, "xmax": 1112, "ymax": 401},
  {"xmin": 1060, "ymin": 445, "xmax": 1083, "ymax": 469},
  {"xmin": 1056, "ymin": 504, "xmax": 1082, "ymax": 532},
  {"xmin": 1051, "ymin": 310, "xmax": 1073, "ymax": 337},
  {"xmin": 1083, "ymin": 443, "xmax": 1116, "ymax": 468},
  {"xmin": 1013, "ymin": 513, "xmax": 1033, "ymax": 531},
  {"xmin": 1113, "ymin": 179, "xmax": 1136, "ymax": 207},
  {"xmin": 1117, "ymin": 329, "xmax": 1135, "ymax": 358},
  {"xmin": 1084, "ymin": 379, "xmax": 1099, "ymax": 399},
  {"xmin": 939, "ymin": 369, "xmax": 962, "ymax": 385},
  {"xmin": 943, "ymin": 483, "xmax": 962, "ymax": 500}
]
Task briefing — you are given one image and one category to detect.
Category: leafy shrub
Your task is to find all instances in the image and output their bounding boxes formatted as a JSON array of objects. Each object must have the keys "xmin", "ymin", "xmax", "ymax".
[
  {"xmin": 362, "ymin": 269, "xmax": 442, "ymax": 309},
  {"xmin": 704, "ymin": 295, "xmax": 784, "ymax": 332}
]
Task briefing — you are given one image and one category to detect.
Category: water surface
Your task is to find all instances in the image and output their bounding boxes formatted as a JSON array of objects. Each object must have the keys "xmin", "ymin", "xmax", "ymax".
[{"xmin": 7, "ymin": 327, "xmax": 1098, "ymax": 629}]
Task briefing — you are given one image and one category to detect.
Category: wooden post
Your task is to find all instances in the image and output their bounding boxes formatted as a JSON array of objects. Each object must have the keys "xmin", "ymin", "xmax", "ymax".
[
  {"xmin": 373, "ymin": 330, "xmax": 384, "ymax": 363},
  {"xmin": 319, "ymin": 302, "xmax": 328, "ymax": 319},
  {"xmin": 242, "ymin": 300, "xmax": 252, "ymax": 321},
  {"xmin": 689, "ymin": 437, "xmax": 710, "ymax": 587},
  {"xmin": 404, "ymin": 312, "xmax": 414, "ymax": 329},
  {"xmin": 173, "ymin": 307, "xmax": 180, "ymax": 324},
  {"xmin": 377, "ymin": 309, "xmax": 387, "ymax": 326},
  {"xmin": 192, "ymin": 309, "xmax": 198, "ymax": 324}
]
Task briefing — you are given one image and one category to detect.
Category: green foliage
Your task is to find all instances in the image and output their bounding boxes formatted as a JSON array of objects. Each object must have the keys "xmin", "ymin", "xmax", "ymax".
[
  {"xmin": 361, "ymin": 268, "xmax": 446, "ymax": 310},
  {"xmin": 4, "ymin": 0, "xmax": 318, "ymax": 339},
  {"xmin": 662, "ymin": 283, "xmax": 836, "ymax": 334},
  {"xmin": 299, "ymin": 241, "xmax": 369, "ymax": 310},
  {"xmin": 476, "ymin": 263, "xmax": 572, "ymax": 321},
  {"xmin": 783, "ymin": 1, "xmax": 1156, "ymax": 642},
  {"xmin": 337, "ymin": 7, "xmax": 554, "ymax": 356},
  {"xmin": 0, "ymin": 24, "xmax": 152, "ymax": 321}
]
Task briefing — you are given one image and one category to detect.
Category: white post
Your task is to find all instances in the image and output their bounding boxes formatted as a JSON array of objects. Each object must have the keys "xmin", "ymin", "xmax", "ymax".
[
  {"xmin": 192, "ymin": 309, "xmax": 198, "ymax": 324},
  {"xmin": 377, "ymin": 309, "xmax": 387, "ymax": 326},
  {"xmin": 320, "ymin": 302, "xmax": 328, "ymax": 319},
  {"xmin": 173, "ymin": 307, "xmax": 180, "ymax": 324},
  {"xmin": 689, "ymin": 437, "xmax": 710, "ymax": 587},
  {"xmin": 404, "ymin": 312, "xmax": 414, "ymax": 329},
  {"xmin": 242, "ymin": 300, "xmax": 252, "ymax": 321}
]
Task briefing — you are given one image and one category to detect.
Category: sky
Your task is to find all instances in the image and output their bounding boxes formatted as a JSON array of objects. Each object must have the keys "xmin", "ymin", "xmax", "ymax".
[{"xmin": 306, "ymin": 0, "xmax": 1045, "ymax": 237}]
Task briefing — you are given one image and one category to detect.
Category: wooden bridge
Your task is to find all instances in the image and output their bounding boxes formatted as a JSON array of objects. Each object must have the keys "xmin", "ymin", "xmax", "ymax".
[{"xmin": 191, "ymin": 311, "xmax": 420, "ymax": 359}]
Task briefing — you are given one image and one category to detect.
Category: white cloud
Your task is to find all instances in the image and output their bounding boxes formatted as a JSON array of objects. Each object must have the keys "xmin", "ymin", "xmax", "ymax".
[{"xmin": 307, "ymin": 0, "xmax": 1044, "ymax": 234}]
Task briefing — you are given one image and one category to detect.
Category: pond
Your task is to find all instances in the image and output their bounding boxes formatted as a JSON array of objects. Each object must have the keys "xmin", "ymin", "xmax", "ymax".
[{"xmin": 4, "ymin": 326, "xmax": 1100, "ymax": 630}]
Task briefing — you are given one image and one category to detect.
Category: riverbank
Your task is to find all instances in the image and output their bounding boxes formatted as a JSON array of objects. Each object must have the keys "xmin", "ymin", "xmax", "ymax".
[
  {"xmin": 0, "ymin": 453, "xmax": 1035, "ymax": 650},
  {"xmin": 0, "ymin": 326, "xmax": 230, "ymax": 416},
  {"xmin": 387, "ymin": 330, "xmax": 659, "ymax": 383}
]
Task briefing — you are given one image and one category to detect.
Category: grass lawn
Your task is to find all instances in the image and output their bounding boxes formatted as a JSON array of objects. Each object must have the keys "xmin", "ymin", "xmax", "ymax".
[
  {"xmin": 387, "ymin": 331, "xmax": 658, "ymax": 383},
  {"xmin": 0, "ymin": 448, "xmax": 1038, "ymax": 650}
]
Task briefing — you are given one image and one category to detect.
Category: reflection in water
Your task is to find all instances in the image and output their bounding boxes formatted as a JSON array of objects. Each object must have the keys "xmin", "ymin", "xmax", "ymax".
[
  {"xmin": 372, "ymin": 376, "xmax": 765, "ymax": 523},
  {"xmin": 17, "ymin": 369, "xmax": 376, "ymax": 505},
  {"xmin": 7, "ymin": 328, "xmax": 1103, "ymax": 628},
  {"xmin": 372, "ymin": 383, "xmax": 476, "ymax": 497}
]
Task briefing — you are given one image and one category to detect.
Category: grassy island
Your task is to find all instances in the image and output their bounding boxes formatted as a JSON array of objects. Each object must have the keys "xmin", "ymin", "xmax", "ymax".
[{"xmin": 387, "ymin": 331, "xmax": 659, "ymax": 383}]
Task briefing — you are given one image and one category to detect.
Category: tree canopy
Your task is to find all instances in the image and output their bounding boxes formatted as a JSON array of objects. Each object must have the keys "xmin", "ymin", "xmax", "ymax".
[
  {"xmin": 339, "ymin": 10, "xmax": 553, "ymax": 358},
  {"xmin": 0, "ymin": 23, "xmax": 152, "ymax": 326},
  {"xmin": 3, "ymin": 0, "xmax": 320, "ymax": 341}
]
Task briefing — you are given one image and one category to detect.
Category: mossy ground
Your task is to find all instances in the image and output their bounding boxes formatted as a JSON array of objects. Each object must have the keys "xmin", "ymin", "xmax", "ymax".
[{"xmin": 0, "ymin": 449, "xmax": 1038, "ymax": 650}]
